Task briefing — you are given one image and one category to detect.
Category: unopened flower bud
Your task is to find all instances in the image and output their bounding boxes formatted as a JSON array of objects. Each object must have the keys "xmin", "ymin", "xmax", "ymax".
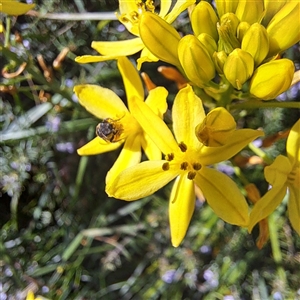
[
  {"xmin": 223, "ymin": 48, "xmax": 254, "ymax": 90},
  {"xmin": 215, "ymin": 0, "xmax": 238, "ymax": 17},
  {"xmin": 217, "ymin": 13, "xmax": 240, "ymax": 53},
  {"xmin": 249, "ymin": 59, "xmax": 294, "ymax": 100},
  {"xmin": 178, "ymin": 35, "xmax": 215, "ymax": 87},
  {"xmin": 195, "ymin": 107, "xmax": 236, "ymax": 147},
  {"xmin": 213, "ymin": 51, "xmax": 227, "ymax": 74},
  {"xmin": 267, "ymin": 1, "xmax": 300, "ymax": 57},
  {"xmin": 139, "ymin": 12, "xmax": 181, "ymax": 68},
  {"xmin": 235, "ymin": 0, "xmax": 264, "ymax": 24},
  {"xmin": 237, "ymin": 21, "xmax": 250, "ymax": 42},
  {"xmin": 191, "ymin": 1, "xmax": 219, "ymax": 41},
  {"xmin": 241, "ymin": 23, "xmax": 269, "ymax": 66},
  {"xmin": 198, "ymin": 33, "xmax": 217, "ymax": 58}
]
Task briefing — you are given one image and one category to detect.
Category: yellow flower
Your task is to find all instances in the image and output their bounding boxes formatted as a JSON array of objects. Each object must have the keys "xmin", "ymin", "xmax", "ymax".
[
  {"xmin": 215, "ymin": 0, "xmax": 237, "ymax": 17},
  {"xmin": 195, "ymin": 107, "xmax": 236, "ymax": 147},
  {"xmin": 190, "ymin": 1, "xmax": 219, "ymax": 41},
  {"xmin": 26, "ymin": 290, "xmax": 43, "ymax": 300},
  {"xmin": 213, "ymin": 50, "xmax": 227, "ymax": 74},
  {"xmin": 75, "ymin": 0, "xmax": 194, "ymax": 68},
  {"xmin": 74, "ymin": 57, "xmax": 168, "ymax": 183},
  {"xmin": 107, "ymin": 84, "xmax": 263, "ymax": 247},
  {"xmin": 223, "ymin": 48, "xmax": 254, "ymax": 90},
  {"xmin": 235, "ymin": 0, "xmax": 264, "ymax": 24},
  {"xmin": 248, "ymin": 119, "xmax": 300, "ymax": 235},
  {"xmin": 266, "ymin": 1, "xmax": 300, "ymax": 57},
  {"xmin": 178, "ymin": 34, "xmax": 215, "ymax": 87},
  {"xmin": 138, "ymin": 11, "xmax": 182, "ymax": 69},
  {"xmin": 217, "ymin": 12, "xmax": 240, "ymax": 54},
  {"xmin": 241, "ymin": 23, "xmax": 269, "ymax": 67},
  {"xmin": 0, "ymin": 0, "xmax": 35, "ymax": 15},
  {"xmin": 249, "ymin": 58, "xmax": 294, "ymax": 100}
]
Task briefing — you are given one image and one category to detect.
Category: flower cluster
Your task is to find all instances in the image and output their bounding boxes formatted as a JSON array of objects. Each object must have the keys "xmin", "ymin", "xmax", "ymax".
[{"xmin": 75, "ymin": 0, "xmax": 299, "ymax": 247}]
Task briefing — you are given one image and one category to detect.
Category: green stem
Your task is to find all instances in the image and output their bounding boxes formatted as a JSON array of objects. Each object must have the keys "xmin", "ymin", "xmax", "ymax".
[
  {"xmin": 248, "ymin": 142, "xmax": 273, "ymax": 165},
  {"xmin": 268, "ymin": 212, "xmax": 287, "ymax": 285},
  {"xmin": 230, "ymin": 100, "xmax": 300, "ymax": 110},
  {"xmin": 4, "ymin": 16, "xmax": 11, "ymax": 48},
  {"xmin": 232, "ymin": 165, "xmax": 250, "ymax": 186}
]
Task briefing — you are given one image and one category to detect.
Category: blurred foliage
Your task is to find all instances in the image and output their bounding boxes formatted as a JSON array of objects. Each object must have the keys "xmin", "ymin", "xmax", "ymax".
[{"xmin": 0, "ymin": 1, "xmax": 300, "ymax": 299}]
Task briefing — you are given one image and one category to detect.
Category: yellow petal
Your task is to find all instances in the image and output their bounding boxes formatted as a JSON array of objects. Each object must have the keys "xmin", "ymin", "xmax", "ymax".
[
  {"xmin": 26, "ymin": 290, "xmax": 35, "ymax": 300},
  {"xmin": 106, "ymin": 134, "xmax": 142, "ymax": 185},
  {"xmin": 117, "ymin": 0, "xmax": 140, "ymax": 35},
  {"xmin": 117, "ymin": 57, "xmax": 144, "ymax": 110},
  {"xmin": 141, "ymin": 133, "xmax": 162, "ymax": 161},
  {"xmin": 164, "ymin": 0, "xmax": 195, "ymax": 23},
  {"xmin": 145, "ymin": 86, "xmax": 168, "ymax": 118},
  {"xmin": 1, "ymin": 0, "xmax": 35, "ymax": 15},
  {"xmin": 287, "ymin": 184, "xmax": 300, "ymax": 235},
  {"xmin": 199, "ymin": 129, "xmax": 264, "ymax": 165},
  {"xmin": 74, "ymin": 85, "xmax": 128, "ymax": 119},
  {"xmin": 159, "ymin": 0, "xmax": 172, "ymax": 18},
  {"xmin": 75, "ymin": 55, "xmax": 120, "ymax": 64},
  {"xmin": 286, "ymin": 119, "xmax": 300, "ymax": 165},
  {"xmin": 195, "ymin": 167, "xmax": 249, "ymax": 226},
  {"xmin": 136, "ymin": 46, "xmax": 159, "ymax": 69},
  {"xmin": 172, "ymin": 85, "xmax": 205, "ymax": 149},
  {"xmin": 248, "ymin": 184, "xmax": 287, "ymax": 232},
  {"xmin": 264, "ymin": 155, "xmax": 291, "ymax": 186},
  {"xmin": 130, "ymin": 96, "xmax": 178, "ymax": 155},
  {"xmin": 169, "ymin": 175, "xmax": 195, "ymax": 247},
  {"xmin": 119, "ymin": 0, "xmax": 138, "ymax": 15},
  {"xmin": 106, "ymin": 160, "xmax": 179, "ymax": 200},
  {"xmin": 77, "ymin": 137, "xmax": 122, "ymax": 155},
  {"xmin": 91, "ymin": 38, "xmax": 144, "ymax": 56}
]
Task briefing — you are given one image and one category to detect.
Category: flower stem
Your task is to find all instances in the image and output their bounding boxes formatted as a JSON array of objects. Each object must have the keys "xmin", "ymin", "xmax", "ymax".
[
  {"xmin": 230, "ymin": 100, "xmax": 300, "ymax": 110},
  {"xmin": 268, "ymin": 212, "xmax": 287, "ymax": 285},
  {"xmin": 4, "ymin": 16, "xmax": 11, "ymax": 48},
  {"xmin": 248, "ymin": 142, "xmax": 273, "ymax": 165}
]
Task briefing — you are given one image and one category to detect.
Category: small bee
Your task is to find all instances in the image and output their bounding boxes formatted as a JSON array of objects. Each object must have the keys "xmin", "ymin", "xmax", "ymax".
[{"xmin": 96, "ymin": 118, "xmax": 123, "ymax": 143}]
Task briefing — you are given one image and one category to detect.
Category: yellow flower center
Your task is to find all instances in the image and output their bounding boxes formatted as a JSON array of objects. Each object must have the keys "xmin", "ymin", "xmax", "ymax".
[
  {"xmin": 119, "ymin": 0, "xmax": 155, "ymax": 31},
  {"xmin": 163, "ymin": 142, "xmax": 202, "ymax": 180}
]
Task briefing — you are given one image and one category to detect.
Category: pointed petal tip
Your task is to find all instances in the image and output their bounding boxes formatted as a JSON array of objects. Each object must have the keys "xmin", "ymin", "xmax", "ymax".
[
  {"xmin": 171, "ymin": 240, "xmax": 181, "ymax": 248},
  {"xmin": 247, "ymin": 225, "xmax": 254, "ymax": 234}
]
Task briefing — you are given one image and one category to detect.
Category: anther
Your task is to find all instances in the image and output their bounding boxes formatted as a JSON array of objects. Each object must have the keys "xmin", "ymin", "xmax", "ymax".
[
  {"xmin": 192, "ymin": 163, "xmax": 202, "ymax": 170},
  {"xmin": 178, "ymin": 142, "xmax": 187, "ymax": 152},
  {"xmin": 165, "ymin": 153, "xmax": 174, "ymax": 161},
  {"xmin": 162, "ymin": 162, "xmax": 170, "ymax": 171},
  {"xmin": 180, "ymin": 162, "xmax": 188, "ymax": 170},
  {"xmin": 187, "ymin": 171, "xmax": 196, "ymax": 180}
]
